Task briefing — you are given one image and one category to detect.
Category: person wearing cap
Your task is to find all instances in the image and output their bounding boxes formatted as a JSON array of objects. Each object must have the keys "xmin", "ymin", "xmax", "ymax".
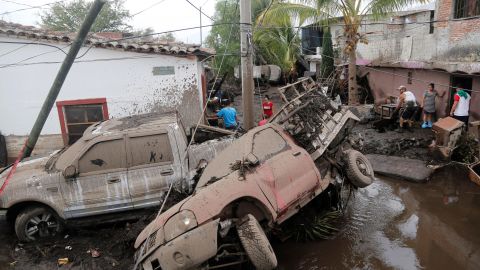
[{"xmin": 395, "ymin": 85, "xmax": 417, "ymax": 133}]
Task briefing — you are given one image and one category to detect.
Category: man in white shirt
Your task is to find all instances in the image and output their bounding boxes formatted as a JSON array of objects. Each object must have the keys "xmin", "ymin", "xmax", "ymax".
[
  {"xmin": 449, "ymin": 85, "xmax": 471, "ymax": 125},
  {"xmin": 396, "ymin": 85, "xmax": 417, "ymax": 133}
]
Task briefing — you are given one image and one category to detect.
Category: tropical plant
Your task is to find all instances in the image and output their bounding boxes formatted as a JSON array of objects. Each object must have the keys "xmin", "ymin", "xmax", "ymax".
[
  {"xmin": 261, "ymin": 0, "xmax": 428, "ymax": 104},
  {"xmin": 320, "ymin": 27, "xmax": 334, "ymax": 79},
  {"xmin": 205, "ymin": 0, "xmax": 241, "ymax": 75},
  {"xmin": 206, "ymin": 0, "xmax": 302, "ymax": 77},
  {"xmin": 40, "ymin": 0, "xmax": 131, "ymax": 32},
  {"xmin": 254, "ymin": 11, "xmax": 301, "ymax": 76}
]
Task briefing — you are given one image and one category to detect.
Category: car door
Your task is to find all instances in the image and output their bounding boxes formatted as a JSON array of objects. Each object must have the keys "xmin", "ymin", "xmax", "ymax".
[
  {"xmin": 252, "ymin": 127, "xmax": 319, "ymax": 213},
  {"xmin": 126, "ymin": 131, "xmax": 181, "ymax": 209},
  {"xmin": 60, "ymin": 136, "xmax": 132, "ymax": 218}
]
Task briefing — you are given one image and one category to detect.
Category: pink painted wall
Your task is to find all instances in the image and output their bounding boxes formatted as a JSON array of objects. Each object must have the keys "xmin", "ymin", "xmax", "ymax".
[{"xmin": 361, "ymin": 67, "xmax": 479, "ymax": 122}]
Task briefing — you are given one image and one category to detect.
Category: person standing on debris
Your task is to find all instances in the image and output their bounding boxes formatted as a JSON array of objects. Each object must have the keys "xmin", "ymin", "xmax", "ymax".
[
  {"xmin": 396, "ymin": 85, "xmax": 417, "ymax": 133},
  {"xmin": 421, "ymin": 83, "xmax": 445, "ymax": 128},
  {"xmin": 262, "ymin": 95, "xmax": 274, "ymax": 119},
  {"xmin": 450, "ymin": 85, "xmax": 471, "ymax": 125},
  {"xmin": 217, "ymin": 99, "xmax": 238, "ymax": 130}
]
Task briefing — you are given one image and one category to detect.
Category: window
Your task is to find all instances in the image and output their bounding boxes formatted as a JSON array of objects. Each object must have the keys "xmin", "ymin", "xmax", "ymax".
[
  {"xmin": 252, "ymin": 128, "xmax": 288, "ymax": 161},
  {"xmin": 56, "ymin": 98, "xmax": 108, "ymax": 145},
  {"xmin": 429, "ymin": 10, "xmax": 435, "ymax": 34},
  {"xmin": 407, "ymin": 71, "xmax": 413, "ymax": 84},
  {"xmin": 454, "ymin": 0, "xmax": 480, "ymax": 19},
  {"xmin": 78, "ymin": 139, "xmax": 125, "ymax": 173},
  {"xmin": 152, "ymin": 66, "xmax": 175, "ymax": 76},
  {"xmin": 129, "ymin": 134, "xmax": 173, "ymax": 167}
]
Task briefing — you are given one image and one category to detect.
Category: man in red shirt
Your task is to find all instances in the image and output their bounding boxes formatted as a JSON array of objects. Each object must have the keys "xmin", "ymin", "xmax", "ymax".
[{"xmin": 262, "ymin": 95, "xmax": 274, "ymax": 118}]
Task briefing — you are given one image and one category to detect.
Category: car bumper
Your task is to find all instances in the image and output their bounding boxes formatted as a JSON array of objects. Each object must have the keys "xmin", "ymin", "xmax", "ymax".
[{"xmin": 138, "ymin": 219, "xmax": 219, "ymax": 270}]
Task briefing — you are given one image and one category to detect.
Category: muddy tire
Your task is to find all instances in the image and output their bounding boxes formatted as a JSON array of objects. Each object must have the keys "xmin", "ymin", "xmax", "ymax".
[
  {"xmin": 237, "ymin": 214, "xmax": 277, "ymax": 270},
  {"xmin": 345, "ymin": 150, "xmax": 374, "ymax": 188},
  {"xmin": 15, "ymin": 206, "xmax": 63, "ymax": 242}
]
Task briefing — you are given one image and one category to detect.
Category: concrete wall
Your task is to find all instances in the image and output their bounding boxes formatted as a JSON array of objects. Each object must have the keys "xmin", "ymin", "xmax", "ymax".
[
  {"xmin": 0, "ymin": 36, "xmax": 205, "ymax": 136},
  {"xmin": 5, "ymin": 134, "xmax": 63, "ymax": 161},
  {"xmin": 361, "ymin": 66, "xmax": 480, "ymax": 121}
]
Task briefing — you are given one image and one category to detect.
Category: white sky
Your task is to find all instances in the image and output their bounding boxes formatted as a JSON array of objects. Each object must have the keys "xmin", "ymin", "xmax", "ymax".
[{"xmin": 0, "ymin": 0, "xmax": 216, "ymax": 44}]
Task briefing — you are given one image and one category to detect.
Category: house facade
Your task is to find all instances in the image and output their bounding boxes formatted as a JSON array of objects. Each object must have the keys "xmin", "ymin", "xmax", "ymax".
[
  {"xmin": 303, "ymin": 0, "xmax": 479, "ymax": 122},
  {"xmin": 0, "ymin": 21, "xmax": 213, "ymax": 159}
]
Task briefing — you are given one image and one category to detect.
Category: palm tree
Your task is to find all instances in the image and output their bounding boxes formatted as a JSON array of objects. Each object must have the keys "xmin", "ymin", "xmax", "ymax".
[
  {"xmin": 254, "ymin": 10, "xmax": 301, "ymax": 81},
  {"xmin": 260, "ymin": 0, "xmax": 428, "ymax": 105}
]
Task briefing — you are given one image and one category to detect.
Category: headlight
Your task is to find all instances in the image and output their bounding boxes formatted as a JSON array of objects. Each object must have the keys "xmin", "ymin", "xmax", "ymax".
[{"xmin": 164, "ymin": 210, "xmax": 197, "ymax": 241}]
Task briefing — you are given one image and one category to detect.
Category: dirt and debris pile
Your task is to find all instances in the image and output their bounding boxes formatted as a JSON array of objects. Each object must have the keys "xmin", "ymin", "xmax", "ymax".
[
  {"xmin": 353, "ymin": 125, "xmax": 435, "ymax": 161},
  {"xmin": 5, "ymin": 190, "xmax": 188, "ymax": 270}
]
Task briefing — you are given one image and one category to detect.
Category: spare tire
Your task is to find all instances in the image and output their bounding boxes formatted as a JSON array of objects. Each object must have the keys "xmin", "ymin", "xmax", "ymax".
[
  {"xmin": 237, "ymin": 214, "xmax": 277, "ymax": 270},
  {"xmin": 344, "ymin": 150, "xmax": 374, "ymax": 188}
]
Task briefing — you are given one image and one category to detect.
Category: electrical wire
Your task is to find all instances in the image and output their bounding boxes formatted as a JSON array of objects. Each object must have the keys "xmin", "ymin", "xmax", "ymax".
[
  {"xmin": 130, "ymin": 0, "xmax": 168, "ymax": 17},
  {"xmin": 0, "ymin": 0, "xmax": 38, "ymax": 8},
  {"xmin": 302, "ymin": 47, "xmax": 480, "ymax": 93},
  {"xmin": 0, "ymin": 0, "xmax": 66, "ymax": 16},
  {"xmin": 185, "ymin": 0, "xmax": 214, "ymax": 21}
]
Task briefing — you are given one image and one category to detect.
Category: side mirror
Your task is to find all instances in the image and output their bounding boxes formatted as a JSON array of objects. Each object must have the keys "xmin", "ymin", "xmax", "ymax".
[
  {"xmin": 63, "ymin": 165, "xmax": 77, "ymax": 178},
  {"xmin": 245, "ymin": 153, "xmax": 259, "ymax": 166}
]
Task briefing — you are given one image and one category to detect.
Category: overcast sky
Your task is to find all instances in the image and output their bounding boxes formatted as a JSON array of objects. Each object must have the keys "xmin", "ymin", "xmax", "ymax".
[{"xmin": 0, "ymin": 0, "xmax": 216, "ymax": 44}]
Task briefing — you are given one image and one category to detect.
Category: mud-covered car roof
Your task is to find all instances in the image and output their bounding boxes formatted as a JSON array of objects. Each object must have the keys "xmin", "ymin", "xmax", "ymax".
[{"xmin": 55, "ymin": 112, "xmax": 180, "ymax": 171}]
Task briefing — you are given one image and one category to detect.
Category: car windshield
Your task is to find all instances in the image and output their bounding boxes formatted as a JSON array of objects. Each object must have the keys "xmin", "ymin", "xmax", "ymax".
[
  {"xmin": 55, "ymin": 137, "xmax": 88, "ymax": 171},
  {"xmin": 195, "ymin": 135, "xmax": 248, "ymax": 188}
]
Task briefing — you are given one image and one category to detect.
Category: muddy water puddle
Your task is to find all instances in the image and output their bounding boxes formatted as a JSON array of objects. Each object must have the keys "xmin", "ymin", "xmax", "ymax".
[
  {"xmin": 274, "ymin": 165, "xmax": 480, "ymax": 269},
  {"xmin": 1, "ymin": 166, "xmax": 479, "ymax": 269}
]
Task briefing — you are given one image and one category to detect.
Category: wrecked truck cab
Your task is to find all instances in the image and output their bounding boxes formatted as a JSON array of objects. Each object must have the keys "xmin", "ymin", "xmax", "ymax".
[
  {"xmin": 0, "ymin": 112, "xmax": 232, "ymax": 242},
  {"xmin": 134, "ymin": 79, "xmax": 374, "ymax": 270}
]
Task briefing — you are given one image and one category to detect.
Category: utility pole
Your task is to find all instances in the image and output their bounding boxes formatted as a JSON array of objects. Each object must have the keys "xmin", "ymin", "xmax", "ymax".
[
  {"xmin": 199, "ymin": 7, "xmax": 202, "ymax": 46},
  {"xmin": 23, "ymin": 0, "xmax": 105, "ymax": 158},
  {"xmin": 240, "ymin": 0, "xmax": 254, "ymax": 130}
]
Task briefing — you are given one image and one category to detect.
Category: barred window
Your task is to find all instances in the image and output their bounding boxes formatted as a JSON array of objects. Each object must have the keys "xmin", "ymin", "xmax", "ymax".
[{"xmin": 454, "ymin": 0, "xmax": 480, "ymax": 19}]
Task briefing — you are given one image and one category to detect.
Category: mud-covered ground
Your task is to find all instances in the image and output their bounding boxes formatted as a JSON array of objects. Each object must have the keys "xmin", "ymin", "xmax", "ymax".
[{"xmin": 1, "ymin": 85, "xmax": 476, "ymax": 269}]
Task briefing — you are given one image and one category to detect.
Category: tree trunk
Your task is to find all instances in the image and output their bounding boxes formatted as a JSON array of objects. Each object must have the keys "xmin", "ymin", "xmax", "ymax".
[{"xmin": 348, "ymin": 49, "xmax": 359, "ymax": 105}]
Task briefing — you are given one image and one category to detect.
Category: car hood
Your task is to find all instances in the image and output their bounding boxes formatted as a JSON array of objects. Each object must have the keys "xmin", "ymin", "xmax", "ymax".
[
  {"xmin": 134, "ymin": 196, "xmax": 187, "ymax": 249},
  {"xmin": 0, "ymin": 152, "xmax": 57, "ymax": 190}
]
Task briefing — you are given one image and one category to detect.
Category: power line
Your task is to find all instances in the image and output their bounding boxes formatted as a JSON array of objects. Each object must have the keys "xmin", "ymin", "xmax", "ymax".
[
  {"xmin": 131, "ymin": 0, "xmax": 168, "ymax": 17},
  {"xmin": 0, "ymin": 0, "xmax": 66, "ymax": 16},
  {"xmin": 185, "ymin": 0, "xmax": 214, "ymax": 21},
  {"xmin": 0, "ymin": 0, "xmax": 37, "ymax": 8},
  {"xmin": 302, "ymin": 47, "xmax": 480, "ymax": 93}
]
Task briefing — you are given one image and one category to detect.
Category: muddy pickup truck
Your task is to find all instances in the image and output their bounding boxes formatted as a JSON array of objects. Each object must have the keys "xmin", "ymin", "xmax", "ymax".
[
  {"xmin": 134, "ymin": 78, "xmax": 374, "ymax": 270},
  {"xmin": 0, "ymin": 112, "xmax": 232, "ymax": 242}
]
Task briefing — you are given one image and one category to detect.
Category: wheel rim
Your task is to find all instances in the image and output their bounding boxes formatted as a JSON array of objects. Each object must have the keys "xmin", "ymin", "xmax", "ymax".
[
  {"xmin": 25, "ymin": 212, "xmax": 59, "ymax": 240},
  {"xmin": 356, "ymin": 158, "xmax": 371, "ymax": 177}
]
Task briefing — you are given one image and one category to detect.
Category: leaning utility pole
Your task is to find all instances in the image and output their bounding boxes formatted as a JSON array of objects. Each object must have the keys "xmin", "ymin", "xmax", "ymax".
[
  {"xmin": 240, "ymin": 0, "xmax": 254, "ymax": 130},
  {"xmin": 199, "ymin": 7, "xmax": 203, "ymax": 46},
  {"xmin": 23, "ymin": 0, "xmax": 105, "ymax": 158}
]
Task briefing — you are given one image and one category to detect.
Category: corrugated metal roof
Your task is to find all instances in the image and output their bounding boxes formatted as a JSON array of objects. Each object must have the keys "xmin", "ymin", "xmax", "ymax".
[{"xmin": 0, "ymin": 20, "xmax": 215, "ymax": 57}]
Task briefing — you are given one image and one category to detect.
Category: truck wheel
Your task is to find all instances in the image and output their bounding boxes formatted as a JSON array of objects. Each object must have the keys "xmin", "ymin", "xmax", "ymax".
[
  {"xmin": 237, "ymin": 214, "xmax": 277, "ymax": 270},
  {"xmin": 345, "ymin": 150, "xmax": 374, "ymax": 188},
  {"xmin": 15, "ymin": 206, "xmax": 63, "ymax": 242}
]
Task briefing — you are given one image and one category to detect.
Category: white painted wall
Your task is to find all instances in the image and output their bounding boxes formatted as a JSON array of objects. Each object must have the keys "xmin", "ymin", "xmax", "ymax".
[{"xmin": 0, "ymin": 37, "xmax": 204, "ymax": 135}]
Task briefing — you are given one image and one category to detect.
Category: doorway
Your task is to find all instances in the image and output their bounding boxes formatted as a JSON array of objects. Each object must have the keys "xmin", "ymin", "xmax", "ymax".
[{"xmin": 449, "ymin": 75, "xmax": 472, "ymax": 109}]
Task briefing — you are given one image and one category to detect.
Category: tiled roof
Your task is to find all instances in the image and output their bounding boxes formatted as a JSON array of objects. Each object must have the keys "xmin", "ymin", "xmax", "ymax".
[{"xmin": 0, "ymin": 20, "xmax": 214, "ymax": 57}]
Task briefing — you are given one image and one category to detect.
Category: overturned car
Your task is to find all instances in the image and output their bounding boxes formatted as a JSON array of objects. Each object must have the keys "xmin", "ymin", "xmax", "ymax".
[{"xmin": 134, "ymin": 78, "xmax": 374, "ymax": 270}]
